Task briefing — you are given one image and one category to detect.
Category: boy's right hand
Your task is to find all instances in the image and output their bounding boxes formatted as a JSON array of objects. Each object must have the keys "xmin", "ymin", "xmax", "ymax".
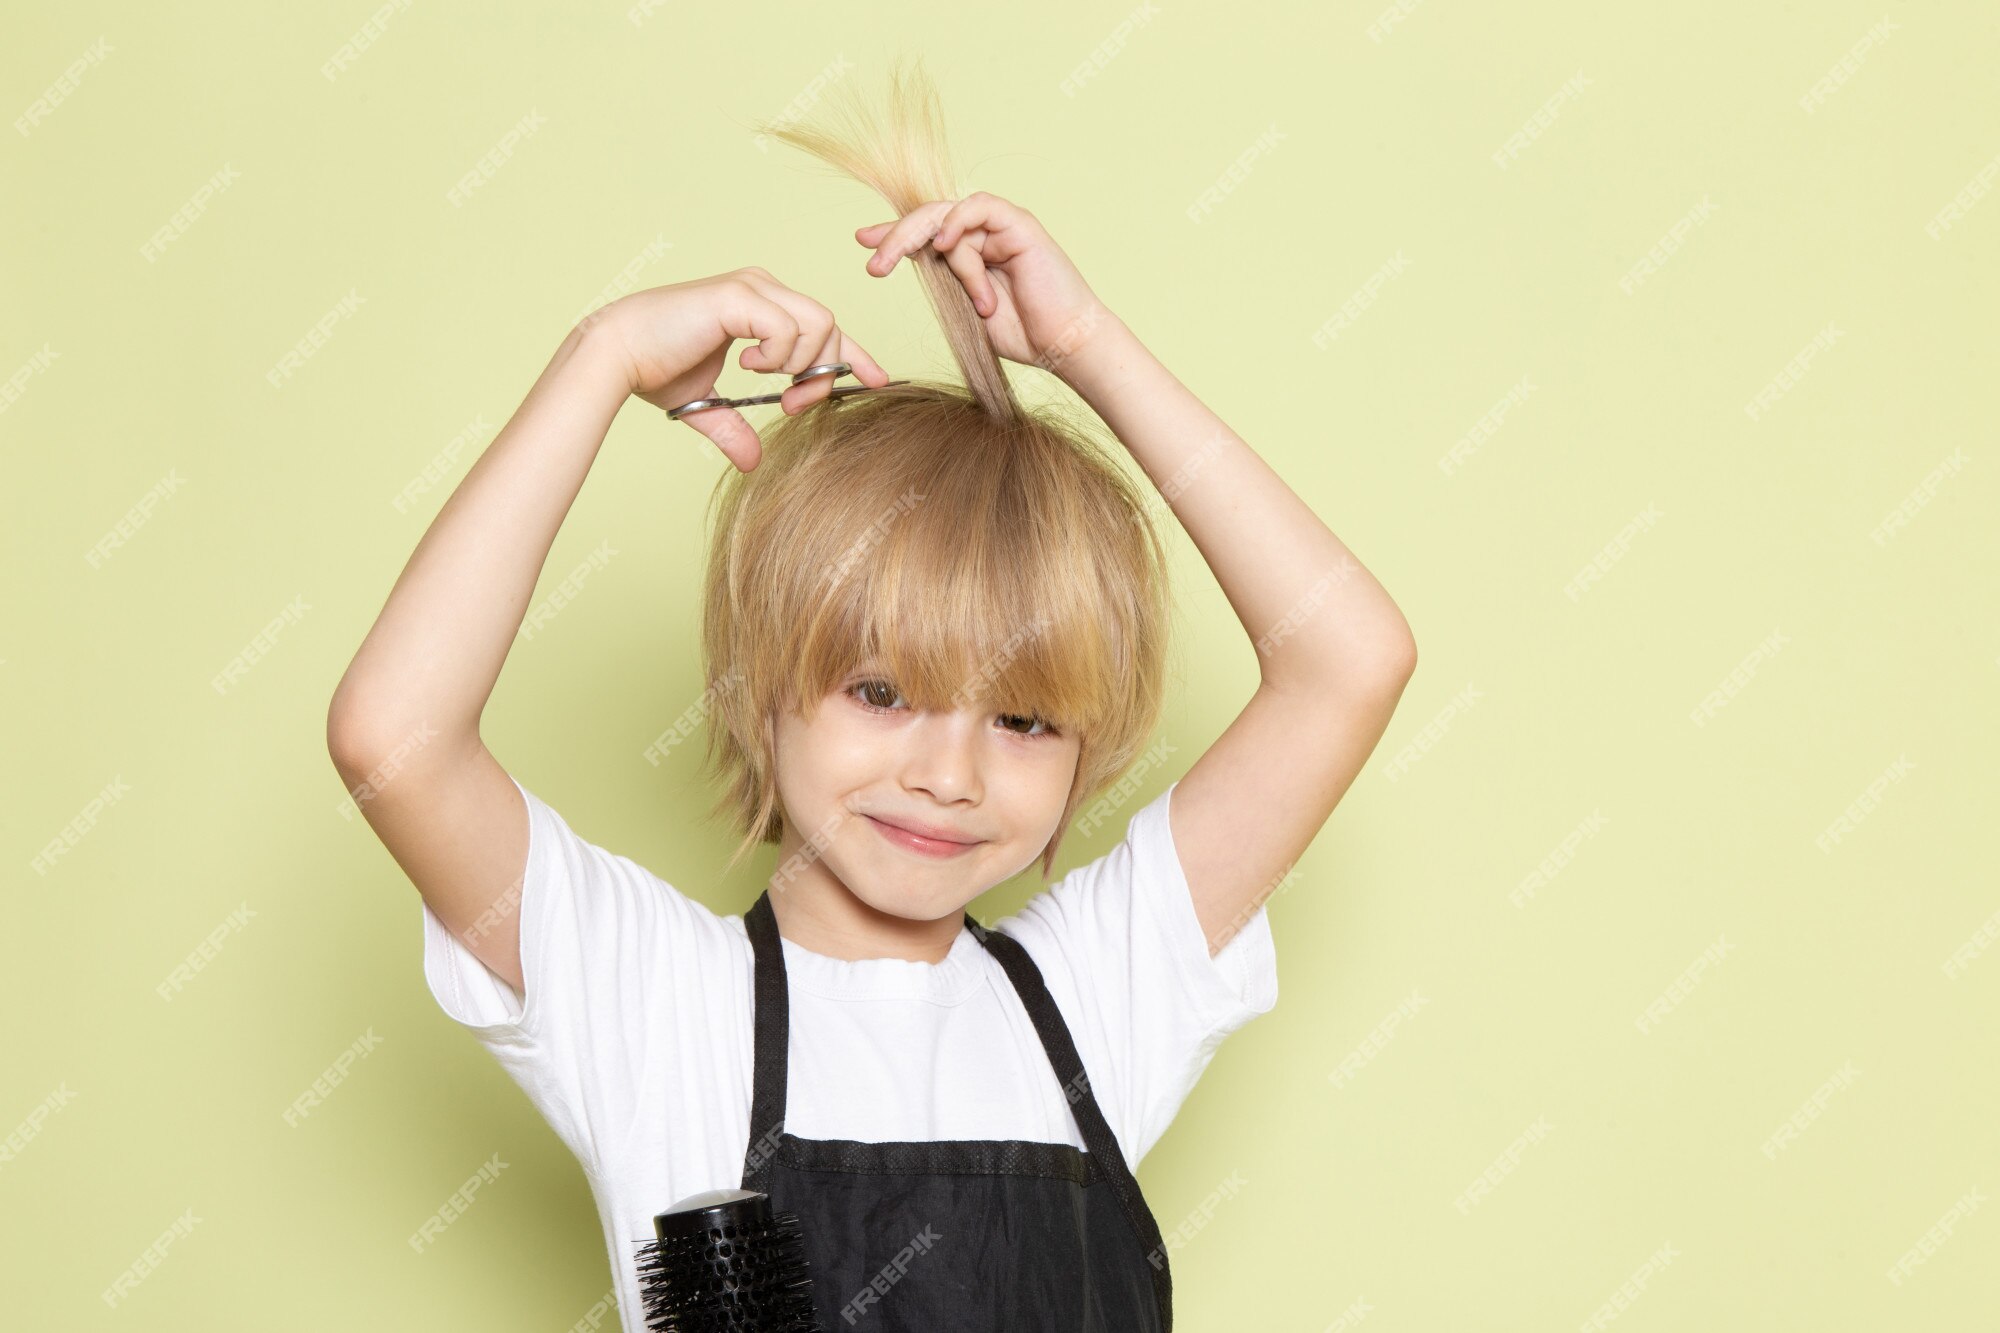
[{"xmin": 583, "ymin": 267, "xmax": 892, "ymax": 472}]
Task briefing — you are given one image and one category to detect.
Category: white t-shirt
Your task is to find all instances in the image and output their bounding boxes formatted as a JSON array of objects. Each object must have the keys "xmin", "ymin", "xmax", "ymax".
[{"xmin": 419, "ymin": 775, "xmax": 1279, "ymax": 1331}]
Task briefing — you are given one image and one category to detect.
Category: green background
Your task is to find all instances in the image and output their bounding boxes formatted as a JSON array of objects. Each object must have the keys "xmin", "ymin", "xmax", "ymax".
[{"xmin": 5, "ymin": 1, "xmax": 1996, "ymax": 1327}]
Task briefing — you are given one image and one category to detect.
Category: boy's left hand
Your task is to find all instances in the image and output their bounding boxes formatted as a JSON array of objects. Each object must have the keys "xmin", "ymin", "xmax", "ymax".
[{"xmin": 856, "ymin": 192, "xmax": 1114, "ymax": 375}]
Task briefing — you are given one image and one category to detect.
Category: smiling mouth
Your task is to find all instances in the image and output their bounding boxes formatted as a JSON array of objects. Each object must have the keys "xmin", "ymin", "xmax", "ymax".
[{"xmin": 864, "ymin": 814, "xmax": 984, "ymax": 858}]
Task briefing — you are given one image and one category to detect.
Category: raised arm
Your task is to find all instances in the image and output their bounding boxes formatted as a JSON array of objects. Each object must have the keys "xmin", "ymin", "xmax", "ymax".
[
  {"xmin": 1055, "ymin": 315, "xmax": 1417, "ymax": 955},
  {"xmin": 326, "ymin": 271, "xmax": 891, "ymax": 993},
  {"xmin": 326, "ymin": 318, "xmax": 630, "ymax": 994},
  {"xmin": 859, "ymin": 197, "xmax": 1417, "ymax": 957}
]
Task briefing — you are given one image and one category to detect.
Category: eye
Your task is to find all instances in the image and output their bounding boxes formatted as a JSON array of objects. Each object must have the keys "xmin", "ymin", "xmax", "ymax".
[
  {"xmin": 849, "ymin": 679, "xmax": 906, "ymax": 713},
  {"xmin": 998, "ymin": 711, "xmax": 1060, "ymax": 740}
]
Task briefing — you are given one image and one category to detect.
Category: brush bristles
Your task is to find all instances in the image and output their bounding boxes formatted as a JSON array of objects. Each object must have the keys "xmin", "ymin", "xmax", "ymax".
[{"xmin": 633, "ymin": 1208, "xmax": 822, "ymax": 1332}]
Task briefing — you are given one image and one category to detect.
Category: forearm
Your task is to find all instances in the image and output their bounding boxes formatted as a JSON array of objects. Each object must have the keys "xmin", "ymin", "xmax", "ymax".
[
  {"xmin": 328, "ymin": 321, "xmax": 633, "ymax": 754},
  {"xmin": 1056, "ymin": 312, "xmax": 1415, "ymax": 694}
]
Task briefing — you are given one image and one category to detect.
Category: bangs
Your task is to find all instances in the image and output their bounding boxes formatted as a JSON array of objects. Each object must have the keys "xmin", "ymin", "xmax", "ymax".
[
  {"xmin": 797, "ymin": 551, "xmax": 1101, "ymax": 742},
  {"xmin": 767, "ymin": 385, "xmax": 1151, "ymax": 739}
]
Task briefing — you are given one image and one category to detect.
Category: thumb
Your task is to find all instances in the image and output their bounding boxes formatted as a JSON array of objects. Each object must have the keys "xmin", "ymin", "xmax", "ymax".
[{"xmin": 678, "ymin": 406, "xmax": 763, "ymax": 472}]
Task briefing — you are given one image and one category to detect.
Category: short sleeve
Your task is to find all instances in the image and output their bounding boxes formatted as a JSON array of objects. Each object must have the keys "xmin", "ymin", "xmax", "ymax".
[
  {"xmin": 418, "ymin": 775, "xmax": 743, "ymax": 1176},
  {"xmin": 991, "ymin": 779, "xmax": 1279, "ymax": 1174}
]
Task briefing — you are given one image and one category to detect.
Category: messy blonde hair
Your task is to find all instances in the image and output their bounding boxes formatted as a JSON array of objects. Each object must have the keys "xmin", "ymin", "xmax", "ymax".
[{"xmin": 698, "ymin": 57, "xmax": 1173, "ymax": 881}]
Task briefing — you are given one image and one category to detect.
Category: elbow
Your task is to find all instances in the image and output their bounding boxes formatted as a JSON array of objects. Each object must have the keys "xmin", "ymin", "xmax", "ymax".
[
  {"xmin": 1381, "ymin": 602, "xmax": 1419, "ymax": 676},
  {"xmin": 1351, "ymin": 642, "xmax": 1416, "ymax": 702},
  {"xmin": 1262, "ymin": 634, "xmax": 1415, "ymax": 704},
  {"xmin": 326, "ymin": 684, "xmax": 475, "ymax": 784},
  {"xmin": 1354, "ymin": 612, "xmax": 1417, "ymax": 686},
  {"xmin": 1351, "ymin": 638, "xmax": 1417, "ymax": 709},
  {"xmin": 325, "ymin": 690, "xmax": 375, "ymax": 782},
  {"xmin": 1381, "ymin": 630, "xmax": 1418, "ymax": 683},
  {"xmin": 325, "ymin": 680, "xmax": 404, "ymax": 779}
]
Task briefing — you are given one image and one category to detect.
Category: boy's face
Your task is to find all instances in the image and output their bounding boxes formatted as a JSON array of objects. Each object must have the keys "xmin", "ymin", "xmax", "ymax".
[{"xmin": 770, "ymin": 662, "xmax": 1082, "ymax": 925}]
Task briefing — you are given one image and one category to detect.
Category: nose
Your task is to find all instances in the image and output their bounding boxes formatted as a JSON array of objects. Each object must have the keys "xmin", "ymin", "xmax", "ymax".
[{"xmin": 896, "ymin": 706, "xmax": 985, "ymax": 806}]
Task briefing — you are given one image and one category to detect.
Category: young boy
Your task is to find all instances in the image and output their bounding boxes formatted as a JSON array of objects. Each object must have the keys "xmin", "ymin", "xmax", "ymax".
[{"xmin": 328, "ymin": 135, "xmax": 1415, "ymax": 1331}]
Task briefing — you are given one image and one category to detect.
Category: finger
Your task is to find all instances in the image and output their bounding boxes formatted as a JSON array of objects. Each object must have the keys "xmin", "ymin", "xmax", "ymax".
[
  {"xmin": 932, "ymin": 193, "xmax": 1032, "ymax": 264},
  {"xmin": 677, "ymin": 405, "xmax": 763, "ymax": 473},
  {"xmin": 930, "ymin": 193, "xmax": 1002, "ymax": 254},
  {"xmin": 779, "ymin": 322, "xmax": 850, "ymax": 413},
  {"xmin": 836, "ymin": 331, "xmax": 892, "ymax": 387},
  {"xmin": 731, "ymin": 268, "xmax": 838, "ymax": 377},
  {"xmin": 717, "ymin": 279, "xmax": 804, "ymax": 377},
  {"xmin": 780, "ymin": 319, "xmax": 895, "ymax": 412},
  {"xmin": 730, "ymin": 270, "xmax": 827, "ymax": 377},
  {"xmin": 855, "ymin": 220, "xmax": 895, "ymax": 244},
  {"xmin": 865, "ymin": 201, "xmax": 956, "ymax": 277},
  {"xmin": 940, "ymin": 237, "xmax": 997, "ymax": 317}
]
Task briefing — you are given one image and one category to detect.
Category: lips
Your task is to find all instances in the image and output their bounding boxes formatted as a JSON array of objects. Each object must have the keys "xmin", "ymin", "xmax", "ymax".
[
  {"xmin": 864, "ymin": 812, "xmax": 984, "ymax": 858},
  {"xmin": 868, "ymin": 812, "xmax": 978, "ymax": 844}
]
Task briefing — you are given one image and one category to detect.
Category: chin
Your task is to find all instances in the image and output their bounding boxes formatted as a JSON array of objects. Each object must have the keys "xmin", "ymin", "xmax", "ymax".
[
  {"xmin": 852, "ymin": 886, "xmax": 965, "ymax": 925},
  {"xmin": 841, "ymin": 864, "xmax": 981, "ymax": 925}
]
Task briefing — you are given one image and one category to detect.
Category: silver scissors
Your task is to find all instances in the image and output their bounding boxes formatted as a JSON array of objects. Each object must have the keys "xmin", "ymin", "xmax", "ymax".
[{"xmin": 665, "ymin": 362, "xmax": 909, "ymax": 421}]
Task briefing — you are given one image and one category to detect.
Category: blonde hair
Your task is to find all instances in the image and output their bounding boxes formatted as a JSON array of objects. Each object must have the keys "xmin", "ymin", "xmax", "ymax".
[{"xmin": 698, "ymin": 58, "xmax": 1173, "ymax": 881}]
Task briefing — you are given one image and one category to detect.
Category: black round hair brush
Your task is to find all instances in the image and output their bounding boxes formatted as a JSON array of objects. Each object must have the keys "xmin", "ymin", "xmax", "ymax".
[{"xmin": 632, "ymin": 1188, "xmax": 824, "ymax": 1332}]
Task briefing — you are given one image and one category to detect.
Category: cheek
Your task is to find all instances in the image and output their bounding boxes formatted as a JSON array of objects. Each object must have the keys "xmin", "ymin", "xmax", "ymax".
[
  {"xmin": 1033, "ymin": 740, "xmax": 1083, "ymax": 810},
  {"xmin": 793, "ymin": 708, "xmax": 881, "ymax": 782},
  {"xmin": 772, "ymin": 700, "xmax": 877, "ymax": 810}
]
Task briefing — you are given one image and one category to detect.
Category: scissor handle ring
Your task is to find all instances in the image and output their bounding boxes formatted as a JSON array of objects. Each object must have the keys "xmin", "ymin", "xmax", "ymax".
[
  {"xmin": 665, "ymin": 397, "xmax": 733, "ymax": 421},
  {"xmin": 791, "ymin": 361, "xmax": 850, "ymax": 383}
]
